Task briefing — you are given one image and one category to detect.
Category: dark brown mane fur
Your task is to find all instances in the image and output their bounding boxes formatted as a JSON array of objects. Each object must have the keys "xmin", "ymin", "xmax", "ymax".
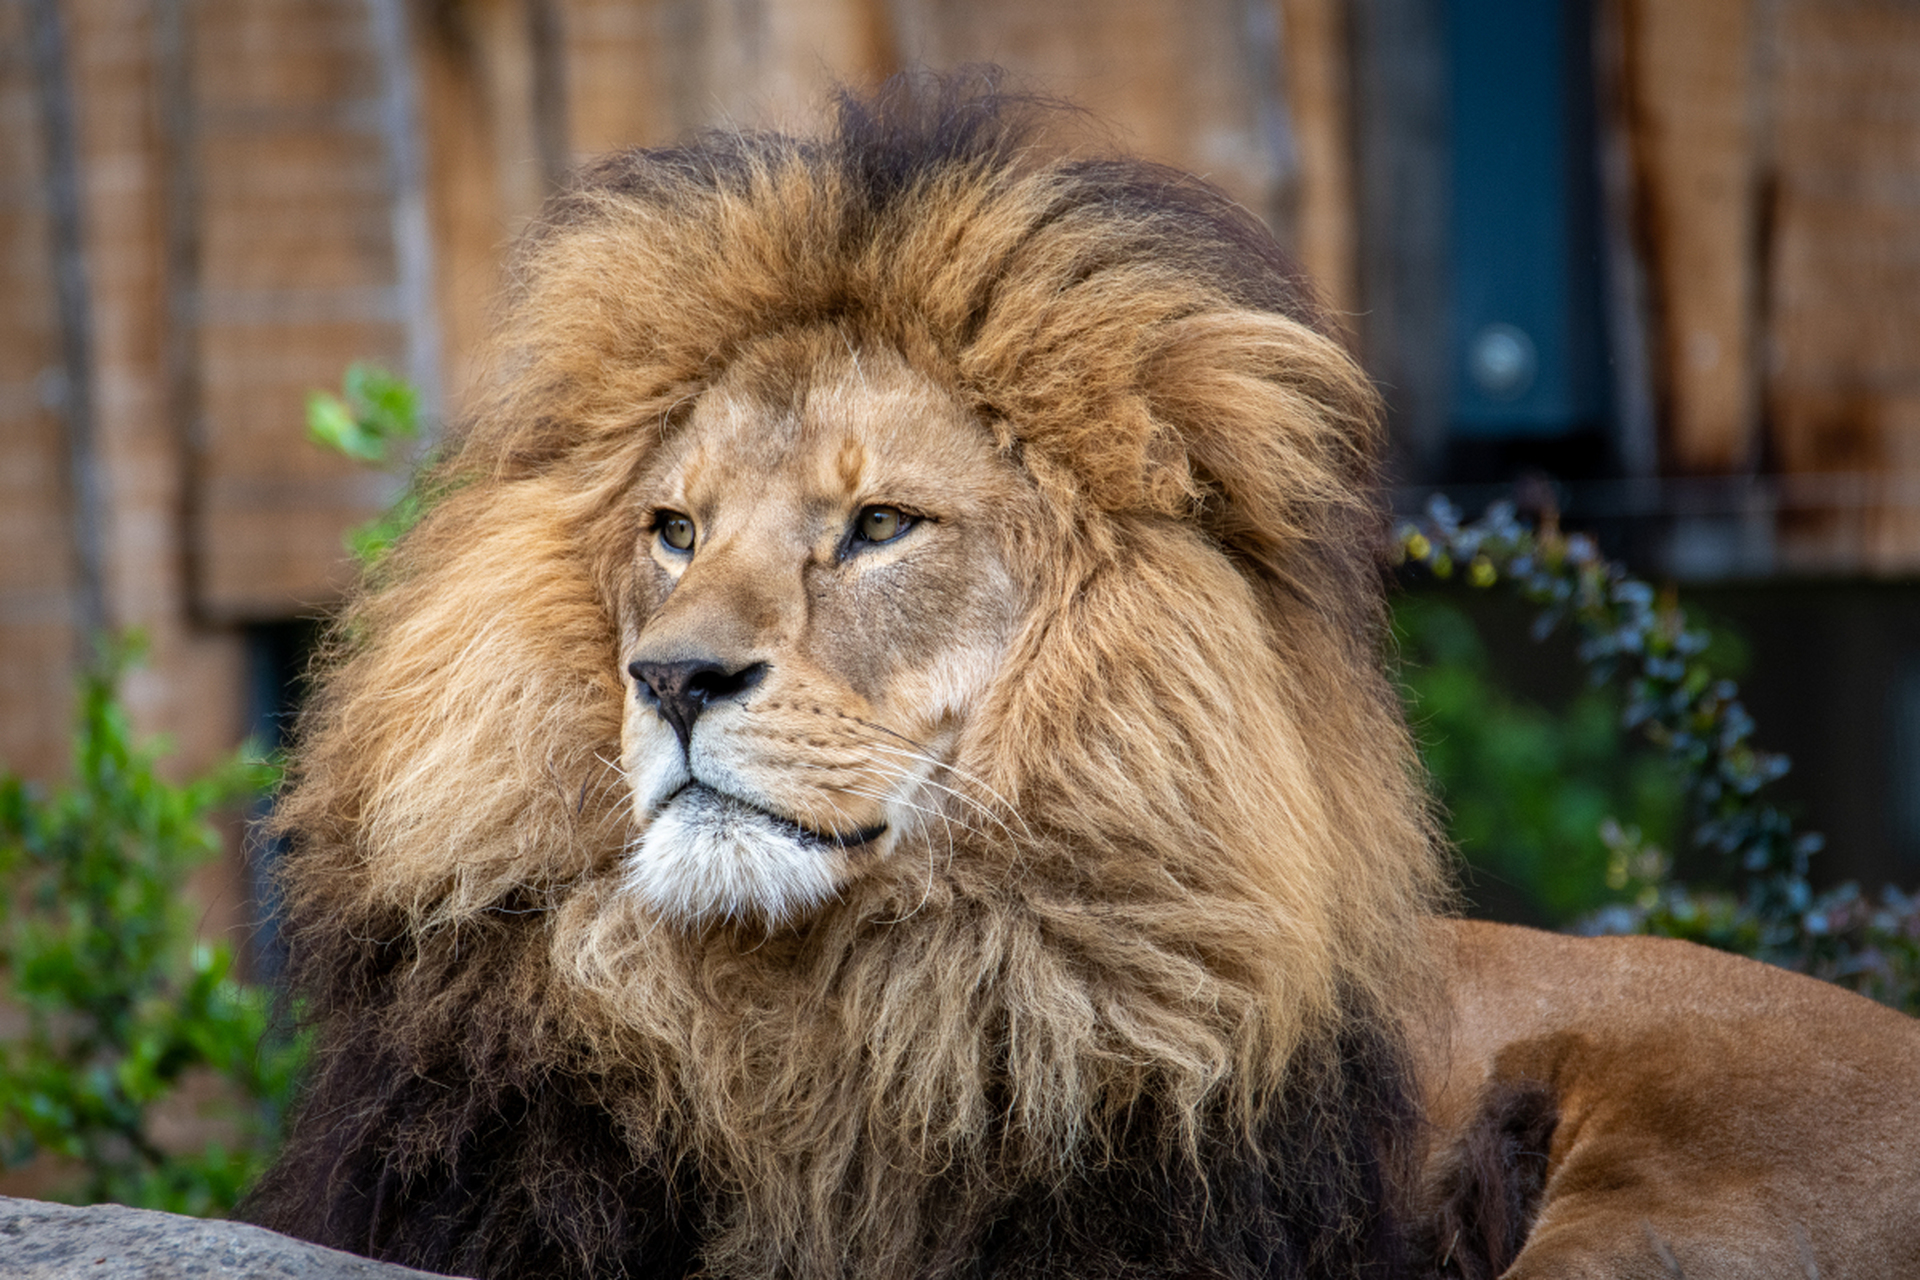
[{"xmin": 241, "ymin": 73, "xmax": 1442, "ymax": 1280}]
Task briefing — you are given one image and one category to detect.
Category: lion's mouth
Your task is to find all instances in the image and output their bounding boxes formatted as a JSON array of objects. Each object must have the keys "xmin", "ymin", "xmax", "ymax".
[{"xmin": 670, "ymin": 782, "xmax": 888, "ymax": 851}]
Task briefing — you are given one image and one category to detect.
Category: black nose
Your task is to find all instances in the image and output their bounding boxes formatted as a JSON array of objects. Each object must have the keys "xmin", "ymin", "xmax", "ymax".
[{"xmin": 627, "ymin": 657, "xmax": 768, "ymax": 751}]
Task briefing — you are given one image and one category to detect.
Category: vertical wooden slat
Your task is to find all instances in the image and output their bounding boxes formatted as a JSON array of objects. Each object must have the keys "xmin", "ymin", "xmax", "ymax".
[
  {"xmin": 154, "ymin": 0, "xmax": 208, "ymax": 613},
  {"xmin": 1766, "ymin": 0, "xmax": 1920, "ymax": 573},
  {"xmin": 27, "ymin": 0, "xmax": 106, "ymax": 643},
  {"xmin": 1617, "ymin": 0, "xmax": 1757, "ymax": 475},
  {"xmin": 1279, "ymin": 0, "xmax": 1358, "ymax": 317},
  {"xmin": 559, "ymin": 0, "xmax": 896, "ymax": 162},
  {"xmin": 417, "ymin": 0, "xmax": 571, "ymax": 406},
  {"xmin": 555, "ymin": 0, "xmax": 680, "ymax": 156},
  {"xmin": 433, "ymin": 0, "xmax": 898, "ymax": 411},
  {"xmin": 186, "ymin": 0, "xmax": 409, "ymax": 620},
  {"xmin": 892, "ymin": 0, "xmax": 1284, "ymax": 226},
  {"xmin": 698, "ymin": 0, "xmax": 897, "ymax": 125},
  {"xmin": 1592, "ymin": 0, "xmax": 1659, "ymax": 480},
  {"xmin": 1348, "ymin": 0, "xmax": 1450, "ymax": 471},
  {"xmin": 367, "ymin": 0, "xmax": 442, "ymax": 426},
  {"xmin": 55, "ymin": 0, "xmax": 248, "ymax": 773}
]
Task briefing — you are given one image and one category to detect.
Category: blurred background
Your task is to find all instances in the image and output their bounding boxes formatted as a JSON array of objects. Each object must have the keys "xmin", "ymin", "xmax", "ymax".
[{"xmin": 5, "ymin": 0, "xmax": 1920, "ymax": 933}]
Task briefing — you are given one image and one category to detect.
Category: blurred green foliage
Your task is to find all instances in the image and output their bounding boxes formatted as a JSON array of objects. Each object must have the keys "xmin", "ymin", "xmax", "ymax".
[
  {"xmin": 0, "ymin": 640, "xmax": 304, "ymax": 1214},
  {"xmin": 1400, "ymin": 498, "xmax": 1920, "ymax": 1013},
  {"xmin": 1394, "ymin": 594, "xmax": 1682, "ymax": 926},
  {"xmin": 304, "ymin": 361, "xmax": 417, "ymax": 465},
  {"xmin": 305, "ymin": 362, "xmax": 432, "ymax": 567}
]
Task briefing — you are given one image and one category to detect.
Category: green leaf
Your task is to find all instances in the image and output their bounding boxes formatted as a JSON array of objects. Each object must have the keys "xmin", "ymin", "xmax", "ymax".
[
  {"xmin": 305, "ymin": 363, "xmax": 419, "ymax": 466},
  {"xmin": 305, "ymin": 391, "xmax": 383, "ymax": 462}
]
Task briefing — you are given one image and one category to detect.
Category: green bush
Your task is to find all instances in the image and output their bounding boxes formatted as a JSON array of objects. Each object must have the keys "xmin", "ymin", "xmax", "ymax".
[
  {"xmin": 1399, "ymin": 498, "xmax": 1920, "ymax": 1013},
  {"xmin": 1395, "ymin": 594, "xmax": 1681, "ymax": 926},
  {"xmin": 0, "ymin": 640, "xmax": 303, "ymax": 1214}
]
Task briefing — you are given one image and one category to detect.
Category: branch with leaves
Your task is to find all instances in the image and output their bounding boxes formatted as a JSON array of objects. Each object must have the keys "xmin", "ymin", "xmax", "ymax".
[
  {"xmin": 1397, "ymin": 497, "xmax": 1920, "ymax": 1012},
  {"xmin": 306, "ymin": 361, "xmax": 434, "ymax": 567}
]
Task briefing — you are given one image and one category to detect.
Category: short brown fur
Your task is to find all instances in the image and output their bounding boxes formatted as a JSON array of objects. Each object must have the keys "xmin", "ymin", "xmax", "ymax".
[{"xmin": 1414, "ymin": 921, "xmax": 1920, "ymax": 1279}]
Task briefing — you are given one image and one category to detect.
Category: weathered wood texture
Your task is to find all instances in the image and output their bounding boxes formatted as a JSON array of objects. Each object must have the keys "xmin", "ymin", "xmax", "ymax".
[
  {"xmin": 183, "ymin": 0, "xmax": 412, "ymax": 620},
  {"xmin": 1764, "ymin": 0, "xmax": 1920, "ymax": 573},
  {"xmin": 9, "ymin": 0, "xmax": 1920, "ymax": 765},
  {"xmin": 1281, "ymin": 0, "xmax": 1359, "ymax": 316},
  {"xmin": 1348, "ymin": 0, "xmax": 1449, "ymax": 474},
  {"xmin": 40, "ymin": 0, "xmax": 247, "ymax": 782},
  {"xmin": 1616, "ymin": 0, "xmax": 1920, "ymax": 572},
  {"xmin": 0, "ymin": 0, "xmax": 1360, "ymax": 789},
  {"xmin": 1615, "ymin": 0, "xmax": 1757, "ymax": 476},
  {"xmin": 559, "ymin": 0, "xmax": 1355, "ymax": 306}
]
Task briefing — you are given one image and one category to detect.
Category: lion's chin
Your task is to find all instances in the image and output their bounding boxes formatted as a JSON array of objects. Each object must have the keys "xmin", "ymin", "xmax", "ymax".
[{"xmin": 622, "ymin": 784, "xmax": 874, "ymax": 928}]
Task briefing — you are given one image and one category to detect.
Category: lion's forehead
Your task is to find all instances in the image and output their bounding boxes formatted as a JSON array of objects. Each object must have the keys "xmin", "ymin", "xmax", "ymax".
[{"xmin": 665, "ymin": 344, "xmax": 990, "ymax": 518}]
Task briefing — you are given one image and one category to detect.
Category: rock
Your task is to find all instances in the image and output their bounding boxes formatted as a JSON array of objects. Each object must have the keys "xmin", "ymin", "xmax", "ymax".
[{"xmin": 0, "ymin": 1196, "xmax": 460, "ymax": 1278}]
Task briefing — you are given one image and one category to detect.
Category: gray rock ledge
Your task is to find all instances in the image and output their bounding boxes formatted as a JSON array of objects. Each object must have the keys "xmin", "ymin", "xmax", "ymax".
[{"xmin": 0, "ymin": 1196, "xmax": 459, "ymax": 1279}]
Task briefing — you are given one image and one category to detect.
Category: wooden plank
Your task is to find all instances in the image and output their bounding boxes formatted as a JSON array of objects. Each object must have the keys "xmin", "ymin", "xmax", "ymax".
[
  {"xmin": 695, "ymin": 0, "xmax": 897, "ymax": 127},
  {"xmin": 479, "ymin": 0, "xmax": 897, "ymax": 400},
  {"xmin": 559, "ymin": 0, "xmax": 897, "ymax": 159},
  {"xmin": 415, "ymin": 0, "xmax": 572, "ymax": 405},
  {"xmin": 554, "ymin": 0, "xmax": 678, "ymax": 156},
  {"xmin": 559, "ymin": 0, "xmax": 1327, "ymax": 275},
  {"xmin": 893, "ymin": 0, "xmax": 1285, "ymax": 226},
  {"xmin": 55, "ymin": 0, "xmax": 248, "ymax": 775},
  {"xmin": 1767, "ymin": 0, "xmax": 1920, "ymax": 572},
  {"xmin": 416, "ymin": 0, "xmax": 530, "ymax": 406},
  {"xmin": 185, "ymin": 0, "xmax": 405, "ymax": 620},
  {"xmin": 1348, "ymin": 0, "xmax": 1450, "ymax": 470},
  {"xmin": 1280, "ymin": 0, "xmax": 1358, "ymax": 318},
  {"xmin": 1616, "ymin": 0, "xmax": 1757, "ymax": 475}
]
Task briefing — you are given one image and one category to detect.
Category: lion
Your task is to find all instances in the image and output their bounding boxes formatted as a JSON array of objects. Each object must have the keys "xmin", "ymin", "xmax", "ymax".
[{"xmin": 241, "ymin": 79, "xmax": 1920, "ymax": 1279}]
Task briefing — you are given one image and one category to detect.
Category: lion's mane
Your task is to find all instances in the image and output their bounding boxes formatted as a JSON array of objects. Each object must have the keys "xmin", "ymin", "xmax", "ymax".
[{"xmin": 243, "ymin": 77, "xmax": 1444, "ymax": 1280}]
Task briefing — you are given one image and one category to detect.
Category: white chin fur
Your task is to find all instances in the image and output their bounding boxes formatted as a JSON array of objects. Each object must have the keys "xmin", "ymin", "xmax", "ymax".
[{"xmin": 623, "ymin": 787, "xmax": 844, "ymax": 927}]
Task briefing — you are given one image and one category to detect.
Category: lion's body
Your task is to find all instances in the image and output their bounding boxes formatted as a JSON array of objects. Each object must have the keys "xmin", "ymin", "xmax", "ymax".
[
  {"xmin": 1417, "ymin": 920, "xmax": 1920, "ymax": 1279},
  {"xmin": 241, "ymin": 79, "xmax": 1920, "ymax": 1280}
]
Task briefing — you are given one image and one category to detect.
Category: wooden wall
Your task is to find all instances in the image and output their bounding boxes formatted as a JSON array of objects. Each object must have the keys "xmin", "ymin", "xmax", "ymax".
[
  {"xmin": 6, "ymin": 0, "xmax": 1920, "ymax": 779},
  {"xmin": 0, "ymin": 0, "xmax": 1360, "ymax": 789},
  {"xmin": 1617, "ymin": 0, "xmax": 1920, "ymax": 573},
  {"xmin": 1766, "ymin": 0, "xmax": 1920, "ymax": 572}
]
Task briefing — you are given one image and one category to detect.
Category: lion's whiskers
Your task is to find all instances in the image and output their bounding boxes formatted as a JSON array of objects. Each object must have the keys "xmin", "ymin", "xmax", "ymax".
[
  {"xmin": 839, "ymin": 783, "xmax": 953, "ymax": 924},
  {"xmin": 852, "ymin": 735, "xmax": 1032, "ymax": 841},
  {"xmin": 860, "ymin": 752, "xmax": 1029, "ymax": 852},
  {"xmin": 792, "ymin": 755, "xmax": 999, "ymax": 846}
]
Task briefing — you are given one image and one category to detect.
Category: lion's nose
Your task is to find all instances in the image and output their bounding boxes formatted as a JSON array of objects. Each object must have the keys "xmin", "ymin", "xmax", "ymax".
[{"xmin": 627, "ymin": 657, "xmax": 768, "ymax": 752}]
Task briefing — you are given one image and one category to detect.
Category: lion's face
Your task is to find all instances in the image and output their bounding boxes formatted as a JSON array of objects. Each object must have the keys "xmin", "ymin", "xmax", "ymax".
[{"xmin": 617, "ymin": 334, "xmax": 1028, "ymax": 926}]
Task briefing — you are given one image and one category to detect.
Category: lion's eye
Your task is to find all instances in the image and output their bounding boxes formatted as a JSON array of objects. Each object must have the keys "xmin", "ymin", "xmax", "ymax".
[
  {"xmin": 657, "ymin": 512, "xmax": 696, "ymax": 552},
  {"xmin": 855, "ymin": 505, "xmax": 912, "ymax": 544}
]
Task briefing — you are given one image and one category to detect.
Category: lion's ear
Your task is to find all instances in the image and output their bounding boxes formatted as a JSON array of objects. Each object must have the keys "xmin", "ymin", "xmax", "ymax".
[{"xmin": 1144, "ymin": 310, "xmax": 1382, "ymax": 578}]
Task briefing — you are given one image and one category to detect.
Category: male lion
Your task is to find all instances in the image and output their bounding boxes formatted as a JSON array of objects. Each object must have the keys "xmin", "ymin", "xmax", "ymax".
[{"xmin": 244, "ymin": 81, "xmax": 1920, "ymax": 1279}]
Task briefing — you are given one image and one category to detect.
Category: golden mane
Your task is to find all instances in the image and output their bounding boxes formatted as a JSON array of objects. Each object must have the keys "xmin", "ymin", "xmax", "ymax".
[{"xmin": 251, "ymin": 78, "xmax": 1445, "ymax": 1280}]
